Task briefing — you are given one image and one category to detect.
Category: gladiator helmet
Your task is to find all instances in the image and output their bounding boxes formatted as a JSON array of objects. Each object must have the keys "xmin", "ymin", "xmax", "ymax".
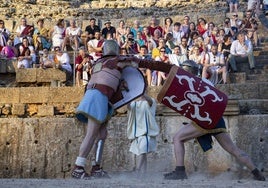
[
  {"xmin": 181, "ymin": 60, "xmax": 199, "ymax": 75},
  {"xmin": 103, "ymin": 40, "xmax": 120, "ymax": 56}
]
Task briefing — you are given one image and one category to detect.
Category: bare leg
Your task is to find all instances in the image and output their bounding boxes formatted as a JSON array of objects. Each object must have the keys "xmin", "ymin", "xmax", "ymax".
[
  {"xmin": 79, "ymin": 118, "xmax": 101, "ymax": 158},
  {"xmin": 136, "ymin": 153, "xmax": 147, "ymax": 173},
  {"xmin": 214, "ymin": 132, "xmax": 255, "ymax": 171},
  {"xmin": 173, "ymin": 123, "xmax": 205, "ymax": 166}
]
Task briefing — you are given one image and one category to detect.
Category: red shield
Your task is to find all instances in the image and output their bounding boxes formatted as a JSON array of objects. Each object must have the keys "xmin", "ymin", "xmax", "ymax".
[{"xmin": 157, "ymin": 66, "xmax": 228, "ymax": 129}]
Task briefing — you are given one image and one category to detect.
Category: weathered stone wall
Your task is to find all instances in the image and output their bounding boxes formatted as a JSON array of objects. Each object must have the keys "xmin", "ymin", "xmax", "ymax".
[{"xmin": 0, "ymin": 115, "xmax": 267, "ymax": 179}]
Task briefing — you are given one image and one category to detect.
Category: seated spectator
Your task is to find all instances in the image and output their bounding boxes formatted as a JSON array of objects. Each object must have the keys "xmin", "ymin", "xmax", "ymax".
[
  {"xmin": 148, "ymin": 29, "xmax": 162, "ymax": 53},
  {"xmin": 230, "ymin": 13, "xmax": 243, "ymax": 35},
  {"xmin": 172, "ymin": 22, "xmax": 185, "ymax": 45},
  {"xmin": 218, "ymin": 35, "xmax": 232, "ymax": 71},
  {"xmin": 75, "ymin": 46, "xmax": 93, "ymax": 87},
  {"xmin": 50, "ymin": 19, "xmax": 66, "ymax": 49},
  {"xmin": 228, "ymin": 0, "xmax": 239, "ymax": 13},
  {"xmin": 180, "ymin": 37, "xmax": 189, "ymax": 57},
  {"xmin": 248, "ymin": 0, "xmax": 261, "ymax": 16},
  {"xmin": 241, "ymin": 10, "xmax": 259, "ymax": 46},
  {"xmin": 189, "ymin": 45, "xmax": 209, "ymax": 77},
  {"xmin": 264, "ymin": 0, "xmax": 268, "ymax": 15},
  {"xmin": 84, "ymin": 18, "xmax": 101, "ymax": 49},
  {"xmin": 1, "ymin": 39, "xmax": 17, "ymax": 59},
  {"xmin": 165, "ymin": 32, "xmax": 176, "ymax": 50},
  {"xmin": 33, "ymin": 18, "xmax": 51, "ymax": 52},
  {"xmin": 17, "ymin": 38, "xmax": 33, "ymax": 69},
  {"xmin": 147, "ymin": 17, "xmax": 163, "ymax": 37},
  {"xmin": 135, "ymin": 45, "xmax": 152, "ymax": 86},
  {"xmin": 0, "ymin": 20, "xmax": 11, "ymax": 50},
  {"xmin": 87, "ymin": 31, "xmax": 104, "ymax": 61},
  {"xmin": 151, "ymin": 38, "xmax": 171, "ymax": 59},
  {"xmin": 181, "ymin": 16, "xmax": 190, "ymax": 38},
  {"xmin": 229, "ymin": 32, "xmax": 255, "ymax": 72},
  {"xmin": 39, "ymin": 48, "xmax": 54, "ymax": 68},
  {"xmin": 62, "ymin": 19, "xmax": 82, "ymax": 51},
  {"xmin": 18, "ymin": 37, "xmax": 37, "ymax": 65},
  {"xmin": 121, "ymin": 32, "xmax": 139, "ymax": 54},
  {"xmin": 168, "ymin": 45, "xmax": 188, "ymax": 67},
  {"xmin": 101, "ymin": 20, "xmax": 116, "ymax": 39},
  {"xmin": 141, "ymin": 27, "xmax": 152, "ymax": 52},
  {"xmin": 14, "ymin": 18, "xmax": 34, "ymax": 46},
  {"xmin": 197, "ymin": 18, "xmax": 207, "ymax": 38},
  {"xmin": 53, "ymin": 46, "xmax": 72, "ymax": 80},
  {"xmin": 202, "ymin": 44, "xmax": 227, "ymax": 84},
  {"xmin": 135, "ymin": 31, "xmax": 146, "ymax": 48},
  {"xmin": 223, "ymin": 17, "xmax": 235, "ymax": 37},
  {"xmin": 130, "ymin": 20, "xmax": 143, "ymax": 39},
  {"xmin": 155, "ymin": 47, "xmax": 170, "ymax": 86},
  {"xmin": 162, "ymin": 17, "xmax": 173, "ymax": 36}
]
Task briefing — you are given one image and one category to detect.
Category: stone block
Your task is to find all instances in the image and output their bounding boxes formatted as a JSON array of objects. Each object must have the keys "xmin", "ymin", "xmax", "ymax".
[
  {"xmin": 38, "ymin": 105, "xmax": 54, "ymax": 116},
  {"xmin": 6, "ymin": 59, "xmax": 17, "ymax": 73},
  {"xmin": 36, "ymin": 68, "xmax": 66, "ymax": 83},
  {"xmin": 259, "ymin": 82, "xmax": 268, "ymax": 99},
  {"xmin": 12, "ymin": 104, "xmax": 25, "ymax": 116},
  {"xmin": 0, "ymin": 88, "xmax": 20, "ymax": 103},
  {"xmin": 19, "ymin": 87, "xmax": 50, "ymax": 103},
  {"xmin": 16, "ymin": 69, "xmax": 37, "ymax": 83},
  {"xmin": 229, "ymin": 72, "xmax": 246, "ymax": 84},
  {"xmin": 228, "ymin": 83, "xmax": 259, "ymax": 99},
  {"xmin": 0, "ymin": 61, "xmax": 7, "ymax": 73},
  {"xmin": 4, "ymin": 20, "xmax": 14, "ymax": 32},
  {"xmin": 48, "ymin": 87, "xmax": 84, "ymax": 103},
  {"xmin": 2, "ymin": 104, "xmax": 11, "ymax": 115}
]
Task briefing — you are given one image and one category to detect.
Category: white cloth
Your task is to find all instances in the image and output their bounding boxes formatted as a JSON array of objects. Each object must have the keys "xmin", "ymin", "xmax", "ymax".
[
  {"xmin": 56, "ymin": 52, "xmax": 72, "ymax": 72},
  {"xmin": 52, "ymin": 25, "xmax": 65, "ymax": 47},
  {"xmin": 168, "ymin": 54, "xmax": 187, "ymax": 66},
  {"xmin": 127, "ymin": 98, "xmax": 160, "ymax": 155},
  {"xmin": 230, "ymin": 39, "xmax": 253, "ymax": 55}
]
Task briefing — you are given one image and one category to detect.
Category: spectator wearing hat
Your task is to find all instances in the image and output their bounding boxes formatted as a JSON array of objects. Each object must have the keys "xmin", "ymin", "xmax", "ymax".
[{"xmin": 101, "ymin": 20, "xmax": 116, "ymax": 39}]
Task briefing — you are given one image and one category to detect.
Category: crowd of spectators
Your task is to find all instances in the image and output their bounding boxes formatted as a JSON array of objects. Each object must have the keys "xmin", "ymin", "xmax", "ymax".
[{"xmin": 0, "ymin": 2, "xmax": 264, "ymax": 86}]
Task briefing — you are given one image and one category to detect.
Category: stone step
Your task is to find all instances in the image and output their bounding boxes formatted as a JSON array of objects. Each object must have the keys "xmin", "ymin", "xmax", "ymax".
[
  {"xmin": 238, "ymin": 99, "xmax": 268, "ymax": 114},
  {"xmin": 216, "ymin": 82, "xmax": 268, "ymax": 100},
  {"xmin": 247, "ymin": 73, "xmax": 268, "ymax": 82}
]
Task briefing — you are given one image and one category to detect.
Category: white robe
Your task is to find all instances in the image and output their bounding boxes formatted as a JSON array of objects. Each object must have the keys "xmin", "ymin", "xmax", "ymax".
[{"xmin": 127, "ymin": 98, "xmax": 160, "ymax": 155}]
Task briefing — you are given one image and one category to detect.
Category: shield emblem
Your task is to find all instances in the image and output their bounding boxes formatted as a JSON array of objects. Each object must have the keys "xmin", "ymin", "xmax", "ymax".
[
  {"xmin": 113, "ymin": 66, "xmax": 146, "ymax": 109},
  {"xmin": 157, "ymin": 66, "xmax": 228, "ymax": 129}
]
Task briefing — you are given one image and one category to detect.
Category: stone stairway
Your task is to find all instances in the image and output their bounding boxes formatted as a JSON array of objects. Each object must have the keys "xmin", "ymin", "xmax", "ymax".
[{"xmin": 217, "ymin": 13, "xmax": 268, "ymax": 115}]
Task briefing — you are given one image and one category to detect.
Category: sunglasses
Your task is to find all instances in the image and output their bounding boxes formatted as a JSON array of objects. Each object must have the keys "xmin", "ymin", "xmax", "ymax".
[{"xmin": 160, "ymin": 51, "xmax": 165, "ymax": 52}]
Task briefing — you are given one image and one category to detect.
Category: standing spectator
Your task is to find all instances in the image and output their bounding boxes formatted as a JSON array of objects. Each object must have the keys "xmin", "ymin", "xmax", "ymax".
[
  {"xmin": 228, "ymin": 0, "xmax": 239, "ymax": 13},
  {"xmin": 130, "ymin": 20, "xmax": 143, "ymax": 39},
  {"xmin": 147, "ymin": 17, "xmax": 163, "ymax": 37},
  {"xmin": 84, "ymin": 18, "xmax": 101, "ymax": 48},
  {"xmin": 135, "ymin": 45, "xmax": 152, "ymax": 86},
  {"xmin": 116, "ymin": 20, "xmax": 128, "ymax": 46},
  {"xmin": 33, "ymin": 18, "xmax": 51, "ymax": 51},
  {"xmin": 101, "ymin": 20, "xmax": 116, "ymax": 39},
  {"xmin": 50, "ymin": 19, "xmax": 66, "ymax": 50},
  {"xmin": 229, "ymin": 32, "xmax": 255, "ymax": 72},
  {"xmin": 75, "ymin": 47, "xmax": 92, "ymax": 87},
  {"xmin": 127, "ymin": 93, "xmax": 160, "ymax": 173},
  {"xmin": 14, "ymin": 18, "xmax": 34, "ymax": 46},
  {"xmin": 202, "ymin": 44, "xmax": 227, "ymax": 84},
  {"xmin": 0, "ymin": 20, "xmax": 11, "ymax": 49},
  {"xmin": 87, "ymin": 31, "xmax": 104, "ymax": 61},
  {"xmin": 162, "ymin": 17, "xmax": 173, "ymax": 36},
  {"xmin": 62, "ymin": 19, "xmax": 82, "ymax": 51}
]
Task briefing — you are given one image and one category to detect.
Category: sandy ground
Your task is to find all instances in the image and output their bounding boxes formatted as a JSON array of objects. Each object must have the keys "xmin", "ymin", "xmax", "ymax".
[{"xmin": 0, "ymin": 172, "xmax": 267, "ymax": 188}]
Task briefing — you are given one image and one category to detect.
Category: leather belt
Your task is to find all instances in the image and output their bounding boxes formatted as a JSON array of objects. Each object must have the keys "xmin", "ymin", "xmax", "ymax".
[{"xmin": 87, "ymin": 83, "xmax": 115, "ymax": 100}]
